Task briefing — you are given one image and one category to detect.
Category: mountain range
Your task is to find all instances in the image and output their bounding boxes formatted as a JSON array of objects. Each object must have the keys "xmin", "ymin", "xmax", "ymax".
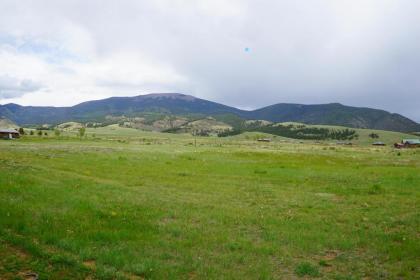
[{"xmin": 0, "ymin": 93, "xmax": 419, "ymax": 132}]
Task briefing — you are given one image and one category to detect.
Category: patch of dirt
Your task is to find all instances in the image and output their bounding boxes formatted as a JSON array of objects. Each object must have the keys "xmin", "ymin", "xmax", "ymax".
[
  {"xmin": 322, "ymin": 250, "xmax": 341, "ymax": 261},
  {"xmin": 12, "ymin": 247, "xmax": 31, "ymax": 260},
  {"xmin": 314, "ymin": 192, "xmax": 343, "ymax": 202},
  {"xmin": 158, "ymin": 216, "xmax": 176, "ymax": 226},
  {"xmin": 83, "ymin": 260, "xmax": 96, "ymax": 270},
  {"xmin": 18, "ymin": 272, "xmax": 39, "ymax": 280}
]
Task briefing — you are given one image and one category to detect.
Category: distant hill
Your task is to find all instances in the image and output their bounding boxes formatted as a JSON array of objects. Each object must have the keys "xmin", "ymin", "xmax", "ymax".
[
  {"xmin": 247, "ymin": 103, "xmax": 420, "ymax": 133},
  {"xmin": 0, "ymin": 117, "xmax": 18, "ymax": 129},
  {"xmin": 1, "ymin": 93, "xmax": 419, "ymax": 132}
]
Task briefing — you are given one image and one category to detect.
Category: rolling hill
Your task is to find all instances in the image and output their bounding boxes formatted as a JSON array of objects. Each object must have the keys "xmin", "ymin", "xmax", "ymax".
[
  {"xmin": 1, "ymin": 93, "xmax": 419, "ymax": 132},
  {"xmin": 0, "ymin": 117, "xmax": 18, "ymax": 129},
  {"xmin": 246, "ymin": 103, "xmax": 420, "ymax": 132}
]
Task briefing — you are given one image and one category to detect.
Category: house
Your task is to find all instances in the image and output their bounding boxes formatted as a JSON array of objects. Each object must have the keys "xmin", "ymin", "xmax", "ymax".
[
  {"xmin": 394, "ymin": 143, "xmax": 404, "ymax": 149},
  {"xmin": 372, "ymin": 142, "xmax": 386, "ymax": 146},
  {"xmin": 336, "ymin": 141, "xmax": 352, "ymax": 145},
  {"xmin": 257, "ymin": 138, "xmax": 271, "ymax": 142},
  {"xmin": 0, "ymin": 129, "xmax": 20, "ymax": 139},
  {"xmin": 402, "ymin": 139, "xmax": 420, "ymax": 148}
]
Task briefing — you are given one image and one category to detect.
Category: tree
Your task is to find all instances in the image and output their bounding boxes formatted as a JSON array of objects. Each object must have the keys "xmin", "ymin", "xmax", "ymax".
[
  {"xmin": 44, "ymin": 132, "xmax": 48, "ymax": 136},
  {"xmin": 79, "ymin": 127, "xmax": 86, "ymax": 138},
  {"xmin": 18, "ymin": 127, "xmax": 25, "ymax": 135},
  {"xmin": 369, "ymin": 133, "xmax": 379, "ymax": 139},
  {"xmin": 30, "ymin": 130, "xmax": 34, "ymax": 135},
  {"xmin": 37, "ymin": 130, "xmax": 42, "ymax": 136},
  {"xmin": 54, "ymin": 129, "xmax": 61, "ymax": 137}
]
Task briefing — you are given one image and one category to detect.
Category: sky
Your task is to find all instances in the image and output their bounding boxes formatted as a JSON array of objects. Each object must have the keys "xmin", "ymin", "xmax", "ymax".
[{"xmin": 0, "ymin": 0, "xmax": 419, "ymax": 122}]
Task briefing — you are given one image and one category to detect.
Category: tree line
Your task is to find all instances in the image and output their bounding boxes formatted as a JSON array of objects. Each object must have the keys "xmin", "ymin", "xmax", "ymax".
[{"xmin": 218, "ymin": 124, "xmax": 358, "ymax": 140}]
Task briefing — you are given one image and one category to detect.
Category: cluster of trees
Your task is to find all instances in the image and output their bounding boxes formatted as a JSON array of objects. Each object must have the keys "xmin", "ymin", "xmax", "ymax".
[
  {"xmin": 18, "ymin": 128, "xmax": 46, "ymax": 136},
  {"xmin": 19, "ymin": 127, "xmax": 86, "ymax": 138},
  {"xmin": 369, "ymin": 133, "xmax": 379, "ymax": 139},
  {"xmin": 218, "ymin": 124, "xmax": 358, "ymax": 140},
  {"xmin": 192, "ymin": 129, "xmax": 211, "ymax": 137},
  {"xmin": 217, "ymin": 129, "xmax": 242, "ymax": 137}
]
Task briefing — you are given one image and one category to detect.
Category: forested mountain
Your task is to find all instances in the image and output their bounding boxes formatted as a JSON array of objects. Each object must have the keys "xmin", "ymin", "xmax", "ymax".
[{"xmin": 1, "ymin": 93, "xmax": 419, "ymax": 132}]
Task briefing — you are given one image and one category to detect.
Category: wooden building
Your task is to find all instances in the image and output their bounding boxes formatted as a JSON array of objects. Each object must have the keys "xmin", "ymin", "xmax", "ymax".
[
  {"xmin": 394, "ymin": 139, "xmax": 420, "ymax": 148},
  {"xmin": 402, "ymin": 139, "xmax": 420, "ymax": 148},
  {"xmin": 257, "ymin": 138, "xmax": 271, "ymax": 142},
  {"xmin": 372, "ymin": 142, "xmax": 386, "ymax": 146},
  {"xmin": 0, "ymin": 129, "xmax": 20, "ymax": 139}
]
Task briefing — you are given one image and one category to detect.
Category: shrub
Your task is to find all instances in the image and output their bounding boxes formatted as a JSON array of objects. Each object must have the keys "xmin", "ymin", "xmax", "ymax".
[
  {"xmin": 368, "ymin": 184, "xmax": 384, "ymax": 195},
  {"xmin": 295, "ymin": 262, "xmax": 320, "ymax": 277},
  {"xmin": 79, "ymin": 127, "xmax": 86, "ymax": 138}
]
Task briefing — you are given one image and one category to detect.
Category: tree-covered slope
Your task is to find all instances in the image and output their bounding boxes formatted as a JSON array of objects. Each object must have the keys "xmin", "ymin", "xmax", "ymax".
[
  {"xmin": 1, "ymin": 93, "xmax": 419, "ymax": 132},
  {"xmin": 246, "ymin": 103, "xmax": 420, "ymax": 132}
]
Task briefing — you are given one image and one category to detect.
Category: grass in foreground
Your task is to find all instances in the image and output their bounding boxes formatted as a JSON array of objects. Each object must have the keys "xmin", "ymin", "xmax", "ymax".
[{"xmin": 0, "ymin": 133, "xmax": 419, "ymax": 279}]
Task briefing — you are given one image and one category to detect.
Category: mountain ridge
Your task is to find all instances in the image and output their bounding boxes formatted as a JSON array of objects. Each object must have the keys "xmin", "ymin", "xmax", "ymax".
[{"xmin": 1, "ymin": 93, "xmax": 419, "ymax": 132}]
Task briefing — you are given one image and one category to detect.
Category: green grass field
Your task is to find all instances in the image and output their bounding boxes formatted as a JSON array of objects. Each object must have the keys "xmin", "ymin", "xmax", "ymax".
[{"xmin": 0, "ymin": 128, "xmax": 419, "ymax": 279}]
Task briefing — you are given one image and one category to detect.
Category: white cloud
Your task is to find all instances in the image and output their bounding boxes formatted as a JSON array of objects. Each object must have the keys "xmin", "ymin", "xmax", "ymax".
[
  {"xmin": 0, "ymin": 75, "xmax": 43, "ymax": 98},
  {"xmin": 0, "ymin": 0, "xmax": 419, "ymax": 121},
  {"xmin": 0, "ymin": 34, "xmax": 187, "ymax": 106}
]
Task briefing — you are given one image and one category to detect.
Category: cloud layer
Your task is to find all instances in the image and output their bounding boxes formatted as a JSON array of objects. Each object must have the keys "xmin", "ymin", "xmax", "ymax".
[
  {"xmin": 0, "ymin": 75, "xmax": 43, "ymax": 98},
  {"xmin": 0, "ymin": 0, "xmax": 419, "ymax": 121}
]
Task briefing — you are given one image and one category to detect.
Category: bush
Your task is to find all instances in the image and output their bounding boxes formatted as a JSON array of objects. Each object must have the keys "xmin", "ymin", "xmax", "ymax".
[
  {"xmin": 295, "ymin": 262, "xmax": 320, "ymax": 277},
  {"xmin": 217, "ymin": 129, "xmax": 242, "ymax": 137},
  {"xmin": 79, "ymin": 127, "xmax": 86, "ymax": 138},
  {"xmin": 368, "ymin": 184, "xmax": 384, "ymax": 195}
]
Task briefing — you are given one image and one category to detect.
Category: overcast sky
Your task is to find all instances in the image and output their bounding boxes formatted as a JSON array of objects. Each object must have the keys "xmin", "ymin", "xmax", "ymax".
[{"xmin": 0, "ymin": 0, "xmax": 419, "ymax": 121}]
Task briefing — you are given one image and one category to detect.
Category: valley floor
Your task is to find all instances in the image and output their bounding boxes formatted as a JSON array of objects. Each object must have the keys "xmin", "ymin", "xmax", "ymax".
[{"xmin": 0, "ymin": 132, "xmax": 419, "ymax": 279}]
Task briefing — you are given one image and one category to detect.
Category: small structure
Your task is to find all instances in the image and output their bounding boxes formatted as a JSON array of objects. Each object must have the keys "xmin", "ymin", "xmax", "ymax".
[
  {"xmin": 0, "ymin": 128, "xmax": 20, "ymax": 139},
  {"xmin": 257, "ymin": 138, "xmax": 271, "ymax": 142},
  {"xmin": 402, "ymin": 139, "xmax": 420, "ymax": 148},
  {"xmin": 394, "ymin": 143, "xmax": 404, "ymax": 149},
  {"xmin": 394, "ymin": 139, "xmax": 420, "ymax": 148},
  {"xmin": 372, "ymin": 141, "xmax": 386, "ymax": 146},
  {"xmin": 336, "ymin": 141, "xmax": 352, "ymax": 146}
]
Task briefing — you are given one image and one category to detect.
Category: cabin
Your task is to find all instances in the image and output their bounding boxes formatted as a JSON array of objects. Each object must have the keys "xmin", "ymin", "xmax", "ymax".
[
  {"xmin": 257, "ymin": 138, "xmax": 271, "ymax": 142},
  {"xmin": 394, "ymin": 143, "xmax": 404, "ymax": 149},
  {"xmin": 402, "ymin": 139, "xmax": 420, "ymax": 148},
  {"xmin": 372, "ymin": 142, "xmax": 386, "ymax": 146},
  {"xmin": 0, "ymin": 129, "xmax": 20, "ymax": 139},
  {"xmin": 336, "ymin": 141, "xmax": 352, "ymax": 146}
]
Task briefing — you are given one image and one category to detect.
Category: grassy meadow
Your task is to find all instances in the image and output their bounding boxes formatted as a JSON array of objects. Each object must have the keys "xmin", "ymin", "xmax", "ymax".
[{"xmin": 0, "ymin": 127, "xmax": 419, "ymax": 279}]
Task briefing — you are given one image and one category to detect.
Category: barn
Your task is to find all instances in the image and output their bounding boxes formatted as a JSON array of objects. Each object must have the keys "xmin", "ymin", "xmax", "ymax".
[
  {"xmin": 372, "ymin": 141, "xmax": 386, "ymax": 146},
  {"xmin": 0, "ymin": 129, "xmax": 20, "ymax": 139},
  {"xmin": 402, "ymin": 139, "xmax": 420, "ymax": 148}
]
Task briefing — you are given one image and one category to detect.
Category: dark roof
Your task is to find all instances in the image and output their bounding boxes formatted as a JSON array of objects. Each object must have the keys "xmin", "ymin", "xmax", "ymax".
[
  {"xmin": 402, "ymin": 139, "xmax": 420, "ymax": 144},
  {"xmin": 0, "ymin": 129, "xmax": 19, "ymax": 133}
]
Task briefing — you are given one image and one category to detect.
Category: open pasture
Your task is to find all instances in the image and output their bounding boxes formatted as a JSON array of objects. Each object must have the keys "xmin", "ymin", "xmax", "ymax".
[{"xmin": 0, "ymin": 130, "xmax": 419, "ymax": 279}]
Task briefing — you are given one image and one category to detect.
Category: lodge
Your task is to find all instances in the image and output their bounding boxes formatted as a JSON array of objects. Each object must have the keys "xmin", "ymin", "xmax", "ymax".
[
  {"xmin": 372, "ymin": 142, "xmax": 386, "ymax": 146},
  {"xmin": 0, "ymin": 129, "xmax": 20, "ymax": 139},
  {"xmin": 402, "ymin": 139, "xmax": 420, "ymax": 148},
  {"xmin": 394, "ymin": 139, "xmax": 420, "ymax": 148}
]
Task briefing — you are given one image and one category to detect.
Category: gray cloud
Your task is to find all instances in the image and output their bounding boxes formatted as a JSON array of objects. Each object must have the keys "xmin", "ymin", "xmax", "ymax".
[
  {"xmin": 0, "ymin": 0, "xmax": 419, "ymax": 121},
  {"xmin": 0, "ymin": 75, "xmax": 44, "ymax": 98}
]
